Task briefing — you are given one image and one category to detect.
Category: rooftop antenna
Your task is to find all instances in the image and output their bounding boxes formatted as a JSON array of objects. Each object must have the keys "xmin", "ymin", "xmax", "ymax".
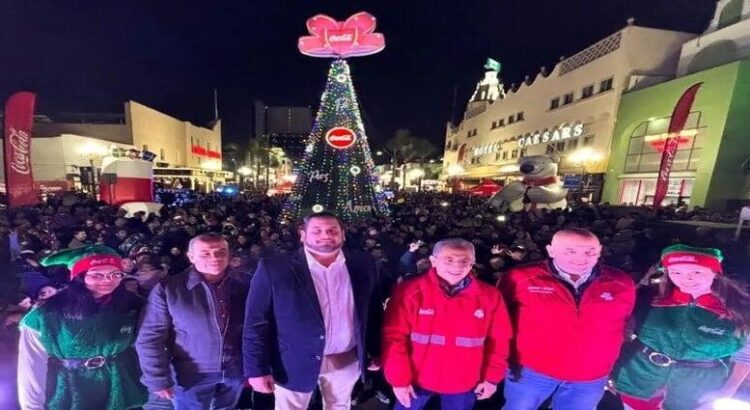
[{"xmin": 213, "ymin": 88, "xmax": 219, "ymax": 120}]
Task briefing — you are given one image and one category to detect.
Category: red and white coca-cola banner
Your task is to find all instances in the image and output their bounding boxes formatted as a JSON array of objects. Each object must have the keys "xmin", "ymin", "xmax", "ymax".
[
  {"xmin": 3, "ymin": 92, "xmax": 38, "ymax": 207},
  {"xmin": 653, "ymin": 83, "xmax": 701, "ymax": 208}
]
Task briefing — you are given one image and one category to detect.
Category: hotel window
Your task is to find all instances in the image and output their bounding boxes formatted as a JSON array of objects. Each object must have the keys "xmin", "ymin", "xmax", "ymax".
[
  {"xmin": 600, "ymin": 77, "xmax": 613, "ymax": 92},
  {"xmin": 546, "ymin": 145, "xmax": 555, "ymax": 154},
  {"xmin": 555, "ymin": 142, "xmax": 565, "ymax": 152},
  {"xmin": 520, "ymin": 148, "xmax": 527, "ymax": 157},
  {"xmin": 499, "ymin": 118, "xmax": 505, "ymax": 127},
  {"xmin": 516, "ymin": 112, "xmax": 524, "ymax": 121},
  {"xmin": 491, "ymin": 121, "xmax": 497, "ymax": 129},
  {"xmin": 495, "ymin": 152, "xmax": 501, "ymax": 161},
  {"xmin": 550, "ymin": 97, "xmax": 560, "ymax": 110},
  {"xmin": 502, "ymin": 151, "xmax": 508, "ymax": 160},
  {"xmin": 582, "ymin": 85, "xmax": 594, "ymax": 99},
  {"xmin": 563, "ymin": 93, "xmax": 574, "ymax": 105},
  {"xmin": 511, "ymin": 149, "xmax": 519, "ymax": 159},
  {"xmin": 508, "ymin": 115, "xmax": 515, "ymax": 124},
  {"xmin": 583, "ymin": 136, "xmax": 594, "ymax": 146},
  {"xmin": 160, "ymin": 148, "xmax": 165, "ymax": 160},
  {"xmin": 624, "ymin": 111, "xmax": 703, "ymax": 173}
]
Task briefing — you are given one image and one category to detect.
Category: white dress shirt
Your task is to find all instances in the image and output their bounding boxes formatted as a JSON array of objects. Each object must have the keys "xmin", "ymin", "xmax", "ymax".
[
  {"xmin": 304, "ymin": 248, "xmax": 357, "ymax": 355},
  {"xmin": 553, "ymin": 261, "xmax": 593, "ymax": 290}
]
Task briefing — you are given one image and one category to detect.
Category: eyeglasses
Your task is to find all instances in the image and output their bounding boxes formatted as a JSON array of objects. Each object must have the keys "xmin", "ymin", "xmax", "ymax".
[{"xmin": 86, "ymin": 272, "xmax": 125, "ymax": 281}]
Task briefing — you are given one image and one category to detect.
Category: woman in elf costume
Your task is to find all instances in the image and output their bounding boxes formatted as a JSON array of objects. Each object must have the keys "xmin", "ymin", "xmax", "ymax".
[
  {"xmin": 17, "ymin": 251, "xmax": 148, "ymax": 410},
  {"xmin": 614, "ymin": 244, "xmax": 750, "ymax": 410}
]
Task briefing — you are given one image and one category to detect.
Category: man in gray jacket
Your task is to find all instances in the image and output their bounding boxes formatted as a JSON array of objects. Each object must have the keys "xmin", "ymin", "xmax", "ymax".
[{"xmin": 136, "ymin": 233, "xmax": 249, "ymax": 409}]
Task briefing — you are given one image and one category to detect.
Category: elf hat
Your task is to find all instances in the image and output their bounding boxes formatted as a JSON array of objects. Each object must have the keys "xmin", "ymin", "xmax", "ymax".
[
  {"xmin": 660, "ymin": 244, "xmax": 723, "ymax": 274},
  {"xmin": 40, "ymin": 244, "xmax": 121, "ymax": 280},
  {"xmin": 70, "ymin": 254, "xmax": 124, "ymax": 280}
]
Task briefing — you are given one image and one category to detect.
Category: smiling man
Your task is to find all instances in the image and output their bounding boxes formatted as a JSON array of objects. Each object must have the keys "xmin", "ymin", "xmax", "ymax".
[
  {"xmin": 499, "ymin": 228, "xmax": 636, "ymax": 410},
  {"xmin": 243, "ymin": 212, "xmax": 378, "ymax": 410},
  {"xmin": 382, "ymin": 238, "xmax": 511, "ymax": 410}
]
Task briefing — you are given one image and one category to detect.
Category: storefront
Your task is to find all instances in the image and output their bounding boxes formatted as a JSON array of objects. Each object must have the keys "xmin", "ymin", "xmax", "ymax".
[
  {"xmin": 442, "ymin": 22, "xmax": 695, "ymax": 196},
  {"xmin": 602, "ymin": 59, "xmax": 750, "ymax": 209}
]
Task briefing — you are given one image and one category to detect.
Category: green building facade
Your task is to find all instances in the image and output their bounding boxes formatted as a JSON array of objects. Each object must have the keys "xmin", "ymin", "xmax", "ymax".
[{"xmin": 602, "ymin": 59, "xmax": 750, "ymax": 209}]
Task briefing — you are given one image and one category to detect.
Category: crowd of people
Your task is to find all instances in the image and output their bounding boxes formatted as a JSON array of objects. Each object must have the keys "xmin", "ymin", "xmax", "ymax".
[{"xmin": 1, "ymin": 191, "xmax": 750, "ymax": 410}]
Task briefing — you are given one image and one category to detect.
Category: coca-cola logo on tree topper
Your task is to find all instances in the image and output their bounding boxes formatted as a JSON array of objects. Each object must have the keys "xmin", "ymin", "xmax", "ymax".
[
  {"xmin": 298, "ymin": 11, "xmax": 385, "ymax": 58},
  {"xmin": 326, "ymin": 127, "xmax": 357, "ymax": 149}
]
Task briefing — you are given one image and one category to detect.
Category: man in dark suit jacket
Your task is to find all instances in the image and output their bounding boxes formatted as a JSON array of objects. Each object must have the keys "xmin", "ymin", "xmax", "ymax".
[{"xmin": 243, "ymin": 212, "xmax": 379, "ymax": 409}]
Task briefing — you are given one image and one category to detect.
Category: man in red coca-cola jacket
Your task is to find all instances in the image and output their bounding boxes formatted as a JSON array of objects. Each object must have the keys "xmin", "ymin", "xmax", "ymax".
[
  {"xmin": 500, "ymin": 228, "xmax": 635, "ymax": 410},
  {"xmin": 382, "ymin": 238, "xmax": 512, "ymax": 410}
]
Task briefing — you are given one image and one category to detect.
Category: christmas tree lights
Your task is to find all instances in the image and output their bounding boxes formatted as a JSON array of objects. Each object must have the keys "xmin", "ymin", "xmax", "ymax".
[
  {"xmin": 284, "ymin": 11, "xmax": 389, "ymax": 221},
  {"xmin": 283, "ymin": 59, "xmax": 389, "ymax": 221}
]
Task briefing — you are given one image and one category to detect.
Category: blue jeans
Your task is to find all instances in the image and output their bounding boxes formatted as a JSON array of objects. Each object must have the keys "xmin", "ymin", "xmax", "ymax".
[
  {"xmin": 393, "ymin": 386, "xmax": 476, "ymax": 410},
  {"xmin": 503, "ymin": 367, "xmax": 607, "ymax": 410},
  {"xmin": 172, "ymin": 371, "xmax": 245, "ymax": 410}
]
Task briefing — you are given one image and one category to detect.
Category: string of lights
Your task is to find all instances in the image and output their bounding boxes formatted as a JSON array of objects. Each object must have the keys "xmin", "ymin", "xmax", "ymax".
[{"xmin": 283, "ymin": 59, "xmax": 389, "ymax": 221}]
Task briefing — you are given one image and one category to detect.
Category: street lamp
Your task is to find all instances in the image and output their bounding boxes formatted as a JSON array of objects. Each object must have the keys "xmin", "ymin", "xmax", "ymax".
[
  {"xmin": 446, "ymin": 164, "xmax": 465, "ymax": 194},
  {"xmin": 237, "ymin": 166, "xmax": 251, "ymax": 189},
  {"xmin": 568, "ymin": 147, "xmax": 603, "ymax": 201},
  {"xmin": 79, "ymin": 143, "xmax": 108, "ymax": 199},
  {"xmin": 408, "ymin": 168, "xmax": 425, "ymax": 191}
]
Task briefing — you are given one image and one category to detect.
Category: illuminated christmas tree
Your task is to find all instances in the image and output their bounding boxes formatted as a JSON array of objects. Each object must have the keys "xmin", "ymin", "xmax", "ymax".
[
  {"xmin": 283, "ymin": 12, "xmax": 389, "ymax": 221},
  {"xmin": 283, "ymin": 59, "xmax": 388, "ymax": 221}
]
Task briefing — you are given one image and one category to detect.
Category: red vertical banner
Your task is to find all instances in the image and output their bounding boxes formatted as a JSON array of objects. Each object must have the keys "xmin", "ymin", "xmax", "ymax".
[
  {"xmin": 653, "ymin": 83, "xmax": 702, "ymax": 208},
  {"xmin": 3, "ymin": 92, "xmax": 38, "ymax": 207}
]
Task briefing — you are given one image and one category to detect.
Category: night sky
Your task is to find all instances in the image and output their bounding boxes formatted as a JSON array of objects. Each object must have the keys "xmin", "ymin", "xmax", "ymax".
[{"xmin": 0, "ymin": 0, "xmax": 716, "ymax": 149}]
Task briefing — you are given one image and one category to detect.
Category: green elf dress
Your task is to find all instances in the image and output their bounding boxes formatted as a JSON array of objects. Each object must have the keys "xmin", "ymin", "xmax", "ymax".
[
  {"xmin": 17, "ymin": 296, "xmax": 148, "ymax": 409},
  {"xmin": 613, "ymin": 245, "xmax": 750, "ymax": 410}
]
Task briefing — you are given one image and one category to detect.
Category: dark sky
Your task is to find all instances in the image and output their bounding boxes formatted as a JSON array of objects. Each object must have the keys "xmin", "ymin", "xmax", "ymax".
[{"xmin": 0, "ymin": 0, "xmax": 716, "ymax": 149}]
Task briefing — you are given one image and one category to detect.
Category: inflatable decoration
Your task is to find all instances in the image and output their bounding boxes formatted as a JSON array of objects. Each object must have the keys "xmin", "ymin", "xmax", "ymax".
[
  {"xmin": 99, "ymin": 147, "xmax": 163, "ymax": 218},
  {"xmin": 298, "ymin": 11, "xmax": 385, "ymax": 58},
  {"xmin": 489, "ymin": 154, "xmax": 568, "ymax": 212}
]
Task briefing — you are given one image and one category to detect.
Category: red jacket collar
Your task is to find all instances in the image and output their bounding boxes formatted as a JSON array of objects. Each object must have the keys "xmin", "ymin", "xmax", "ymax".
[
  {"xmin": 653, "ymin": 288, "xmax": 727, "ymax": 316},
  {"xmin": 427, "ymin": 268, "xmax": 480, "ymax": 296}
]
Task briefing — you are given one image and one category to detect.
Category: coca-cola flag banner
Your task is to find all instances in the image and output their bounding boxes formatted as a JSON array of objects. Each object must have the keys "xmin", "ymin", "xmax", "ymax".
[
  {"xmin": 3, "ymin": 91, "xmax": 38, "ymax": 207},
  {"xmin": 653, "ymin": 83, "xmax": 702, "ymax": 208}
]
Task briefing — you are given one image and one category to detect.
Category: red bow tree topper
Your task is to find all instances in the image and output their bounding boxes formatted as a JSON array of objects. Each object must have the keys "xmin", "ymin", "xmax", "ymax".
[{"xmin": 298, "ymin": 12, "xmax": 385, "ymax": 58}]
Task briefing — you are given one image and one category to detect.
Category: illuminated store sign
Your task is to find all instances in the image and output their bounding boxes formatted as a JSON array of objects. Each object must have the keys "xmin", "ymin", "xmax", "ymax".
[
  {"xmin": 471, "ymin": 122, "xmax": 585, "ymax": 157},
  {"xmin": 517, "ymin": 122, "xmax": 584, "ymax": 148}
]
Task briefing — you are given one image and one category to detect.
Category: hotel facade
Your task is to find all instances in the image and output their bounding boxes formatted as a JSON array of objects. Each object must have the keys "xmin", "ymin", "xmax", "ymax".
[{"xmin": 442, "ymin": 21, "xmax": 695, "ymax": 200}]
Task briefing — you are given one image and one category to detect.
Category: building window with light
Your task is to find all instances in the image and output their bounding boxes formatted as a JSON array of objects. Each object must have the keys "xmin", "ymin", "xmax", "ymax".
[
  {"xmin": 550, "ymin": 97, "xmax": 560, "ymax": 110},
  {"xmin": 600, "ymin": 77, "xmax": 613, "ymax": 92},
  {"xmin": 623, "ymin": 111, "xmax": 703, "ymax": 174},
  {"xmin": 618, "ymin": 111, "xmax": 702, "ymax": 206},
  {"xmin": 511, "ymin": 149, "xmax": 518, "ymax": 159},
  {"xmin": 502, "ymin": 151, "xmax": 508, "ymax": 160},
  {"xmin": 582, "ymin": 85, "xmax": 594, "ymax": 99}
]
